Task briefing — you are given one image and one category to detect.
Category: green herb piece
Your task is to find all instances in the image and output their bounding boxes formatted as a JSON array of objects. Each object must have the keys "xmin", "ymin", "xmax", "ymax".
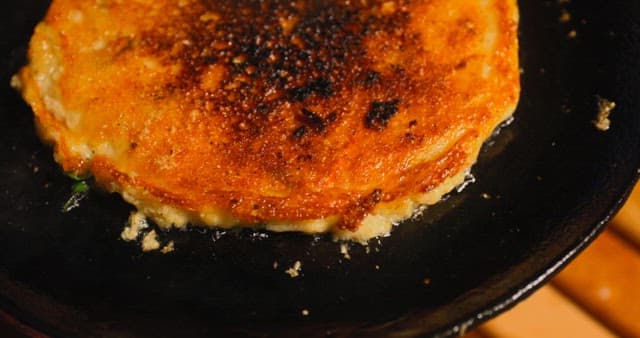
[
  {"xmin": 72, "ymin": 181, "xmax": 89, "ymax": 194},
  {"xmin": 65, "ymin": 171, "xmax": 89, "ymax": 181},
  {"xmin": 62, "ymin": 181, "xmax": 90, "ymax": 212}
]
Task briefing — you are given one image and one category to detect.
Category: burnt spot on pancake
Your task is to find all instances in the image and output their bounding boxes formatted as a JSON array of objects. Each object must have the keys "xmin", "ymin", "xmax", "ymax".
[
  {"xmin": 289, "ymin": 78, "xmax": 333, "ymax": 102},
  {"xmin": 291, "ymin": 125, "xmax": 308, "ymax": 140},
  {"xmin": 365, "ymin": 99, "xmax": 401, "ymax": 131},
  {"xmin": 360, "ymin": 70, "xmax": 381, "ymax": 87},
  {"xmin": 326, "ymin": 112, "xmax": 338, "ymax": 123},
  {"xmin": 139, "ymin": 0, "xmax": 411, "ymax": 119},
  {"xmin": 299, "ymin": 108, "xmax": 327, "ymax": 133},
  {"xmin": 291, "ymin": 108, "xmax": 329, "ymax": 140}
]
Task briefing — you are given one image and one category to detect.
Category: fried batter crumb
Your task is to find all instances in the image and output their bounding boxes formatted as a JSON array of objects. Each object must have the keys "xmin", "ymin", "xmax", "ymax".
[
  {"xmin": 142, "ymin": 230, "xmax": 161, "ymax": 252},
  {"xmin": 594, "ymin": 96, "xmax": 616, "ymax": 131},
  {"xmin": 160, "ymin": 241, "xmax": 175, "ymax": 254},
  {"xmin": 10, "ymin": 74, "xmax": 22, "ymax": 90},
  {"xmin": 340, "ymin": 243, "xmax": 351, "ymax": 260},
  {"xmin": 121, "ymin": 211, "xmax": 149, "ymax": 241},
  {"xmin": 285, "ymin": 261, "xmax": 302, "ymax": 278}
]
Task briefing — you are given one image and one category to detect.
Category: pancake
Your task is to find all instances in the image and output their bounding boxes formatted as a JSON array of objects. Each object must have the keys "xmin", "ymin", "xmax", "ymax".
[{"xmin": 15, "ymin": 0, "xmax": 520, "ymax": 241}]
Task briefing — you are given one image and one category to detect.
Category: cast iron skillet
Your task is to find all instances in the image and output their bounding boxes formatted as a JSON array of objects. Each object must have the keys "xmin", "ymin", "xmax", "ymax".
[{"xmin": 1, "ymin": 1, "xmax": 639, "ymax": 337}]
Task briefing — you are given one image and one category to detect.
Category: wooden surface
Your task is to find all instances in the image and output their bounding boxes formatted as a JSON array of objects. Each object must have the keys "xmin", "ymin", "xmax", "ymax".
[
  {"xmin": 1, "ymin": 184, "xmax": 639, "ymax": 337},
  {"xmin": 470, "ymin": 183, "xmax": 640, "ymax": 338}
]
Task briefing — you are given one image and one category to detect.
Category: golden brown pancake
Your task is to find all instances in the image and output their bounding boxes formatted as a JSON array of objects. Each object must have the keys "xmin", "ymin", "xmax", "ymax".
[{"xmin": 16, "ymin": 0, "xmax": 520, "ymax": 241}]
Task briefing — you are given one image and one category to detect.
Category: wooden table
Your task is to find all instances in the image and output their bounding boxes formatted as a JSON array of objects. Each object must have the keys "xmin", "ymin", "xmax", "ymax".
[{"xmin": 2, "ymin": 184, "xmax": 639, "ymax": 337}]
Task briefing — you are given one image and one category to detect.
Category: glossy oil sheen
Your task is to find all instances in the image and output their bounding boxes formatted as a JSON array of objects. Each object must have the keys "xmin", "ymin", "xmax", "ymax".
[{"xmin": 1, "ymin": 1, "xmax": 639, "ymax": 337}]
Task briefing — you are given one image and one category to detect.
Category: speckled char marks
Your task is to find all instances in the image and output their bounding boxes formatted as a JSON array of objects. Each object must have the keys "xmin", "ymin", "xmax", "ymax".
[
  {"xmin": 138, "ymin": 0, "xmax": 414, "ymax": 123},
  {"xmin": 18, "ymin": 0, "xmax": 520, "ymax": 239}
]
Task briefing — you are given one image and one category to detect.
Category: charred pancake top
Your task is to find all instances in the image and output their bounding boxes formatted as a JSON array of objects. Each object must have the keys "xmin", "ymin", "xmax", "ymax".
[{"xmin": 17, "ymin": 0, "xmax": 520, "ymax": 235}]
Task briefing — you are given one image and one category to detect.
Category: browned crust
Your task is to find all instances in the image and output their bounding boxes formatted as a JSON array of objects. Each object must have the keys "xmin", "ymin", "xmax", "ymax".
[{"xmin": 19, "ymin": 0, "xmax": 520, "ymax": 232}]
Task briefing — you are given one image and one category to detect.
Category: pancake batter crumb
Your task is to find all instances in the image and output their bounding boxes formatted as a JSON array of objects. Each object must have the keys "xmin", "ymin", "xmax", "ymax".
[
  {"xmin": 301, "ymin": 309, "xmax": 310, "ymax": 316},
  {"xmin": 160, "ymin": 241, "xmax": 175, "ymax": 254},
  {"xmin": 142, "ymin": 230, "xmax": 161, "ymax": 252},
  {"xmin": 121, "ymin": 211, "xmax": 149, "ymax": 241},
  {"xmin": 594, "ymin": 96, "xmax": 615, "ymax": 131},
  {"xmin": 340, "ymin": 243, "xmax": 351, "ymax": 260},
  {"xmin": 9, "ymin": 74, "xmax": 22, "ymax": 90},
  {"xmin": 285, "ymin": 261, "xmax": 302, "ymax": 278}
]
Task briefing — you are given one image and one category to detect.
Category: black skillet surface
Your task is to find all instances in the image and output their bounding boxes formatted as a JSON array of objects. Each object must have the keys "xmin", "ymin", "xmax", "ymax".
[{"xmin": 1, "ymin": 1, "xmax": 640, "ymax": 337}]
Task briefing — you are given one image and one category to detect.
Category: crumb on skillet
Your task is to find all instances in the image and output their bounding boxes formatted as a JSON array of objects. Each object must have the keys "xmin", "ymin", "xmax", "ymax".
[
  {"xmin": 594, "ymin": 96, "xmax": 616, "ymax": 132},
  {"xmin": 141, "ymin": 230, "xmax": 161, "ymax": 252},
  {"xmin": 285, "ymin": 261, "xmax": 302, "ymax": 278}
]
